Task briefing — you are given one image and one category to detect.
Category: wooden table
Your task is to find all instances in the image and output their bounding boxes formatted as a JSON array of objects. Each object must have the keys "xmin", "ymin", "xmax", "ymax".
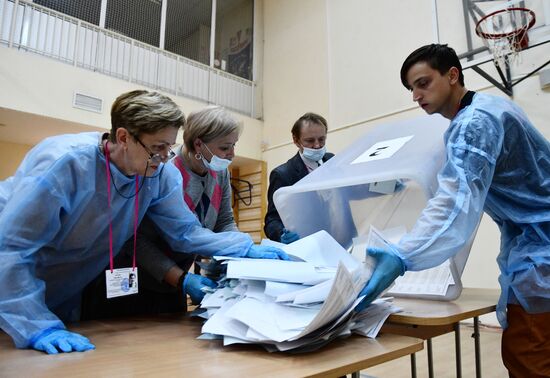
[
  {"xmin": 0, "ymin": 314, "xmax": 423, "ymax": 377},
  {"xmin": 383, "ymin": 288, "xmax": 500, "ymax": 378}
]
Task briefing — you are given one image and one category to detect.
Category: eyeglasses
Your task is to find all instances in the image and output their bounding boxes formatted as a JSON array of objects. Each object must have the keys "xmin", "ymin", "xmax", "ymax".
[{"xmin": 133, "ymin": 135, "xmax": 175, "ymax": 165}]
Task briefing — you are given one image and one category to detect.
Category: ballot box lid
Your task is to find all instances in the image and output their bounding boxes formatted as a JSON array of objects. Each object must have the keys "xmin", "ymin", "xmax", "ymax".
[{"xmin": 274, "ymin": 114, "xmax": 473, "ymax": 301}]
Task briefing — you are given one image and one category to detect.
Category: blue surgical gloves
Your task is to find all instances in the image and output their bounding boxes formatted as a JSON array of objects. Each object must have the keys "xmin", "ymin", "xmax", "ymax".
[
  {"xmin": 280, "ymin": 229, "xmax": 300, "ymax": 244},
  {"xmin": 245, "ymin": 244, "xmax": 290, "ymax": 260},
  {"xmin": 183, "ymin": 272, "xmax": 217, "ymax": 304},
  {"xmin": 183, "ymin": 245, "xmax": 289, "ymax": 304},
  {"xmin": 355, "ymin": 247, "xmax": 406, "ymax": 312},
  {"xmin": 31, "ymin": 328, "xmax": 95, "ymax": 354}
]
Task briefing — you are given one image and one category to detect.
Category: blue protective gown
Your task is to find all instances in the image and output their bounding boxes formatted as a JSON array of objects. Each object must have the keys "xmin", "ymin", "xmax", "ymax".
[
  {"xmin": 0, "ymin": 132, "xmax": 253, "ymax": 347},
  {"xmin": 396, "ymin": 92, "xmax": 550, "ymax": 327}
]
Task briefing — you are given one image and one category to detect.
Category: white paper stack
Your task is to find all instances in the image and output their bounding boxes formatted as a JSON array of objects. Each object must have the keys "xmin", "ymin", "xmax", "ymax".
[{"xmin": 197, "ymin": 230, "xmax": 399, "ymax": 352}]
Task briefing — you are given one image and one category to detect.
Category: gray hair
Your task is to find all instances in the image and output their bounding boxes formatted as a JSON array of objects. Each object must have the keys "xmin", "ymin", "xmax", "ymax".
[
  {"xmin": 109, "ymin": 90, "xmax": 185, "ymax": 142},
  {"xmin": 183, "ymin": 106, "xmax": 242, "ymax": 152}
]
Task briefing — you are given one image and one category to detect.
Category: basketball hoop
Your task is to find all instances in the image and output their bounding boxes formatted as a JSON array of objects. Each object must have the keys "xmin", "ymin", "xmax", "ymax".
[{"xmin": 475, "ymin": 7, "xmax": 536, "ymax": 67}]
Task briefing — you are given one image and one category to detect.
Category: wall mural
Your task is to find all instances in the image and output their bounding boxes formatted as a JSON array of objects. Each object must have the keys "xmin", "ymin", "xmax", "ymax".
[{"xmin": 228, "ymin": 27, "xmax": 252, "ymax": 80}]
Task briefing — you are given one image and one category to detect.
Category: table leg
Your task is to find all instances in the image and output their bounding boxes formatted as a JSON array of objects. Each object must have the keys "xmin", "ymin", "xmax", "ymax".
[
  {"xmin": 473, "ymin": 316, "xmax": 481, "ymax": 378},
  {"xmin": 351, "ymin": 371, "xmax": 360, "ymax": 378},
  {"xmin": 427, "ymin": 338, "xmax": 434, "ymax": 378},
  {"xmin": 410, "ymin": 353, "xmax": 417, "ymax": 378},
  {"xmin": 454, "ymin": 323, "xmax": 462, "ymax": 378}
]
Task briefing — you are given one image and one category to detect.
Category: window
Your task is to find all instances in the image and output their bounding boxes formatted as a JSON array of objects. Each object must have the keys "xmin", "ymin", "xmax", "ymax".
[
  {"xmin": 165, "ymin": 0, "xmax": 212, "ymax": 65},
  {"xmin": 34, "ymin": 0, "xmax": 255, "ymax": 79},
  {"xmin": 34, "ymin": 0, "xmax": 102, "ymax": 25},
  {"xmin": 106, "ymin": 0, "xmax": 162, "ymax": 47}
]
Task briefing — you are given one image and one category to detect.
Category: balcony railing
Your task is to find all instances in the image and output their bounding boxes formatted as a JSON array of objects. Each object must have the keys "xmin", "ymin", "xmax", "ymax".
[{"xmin": 0, "ymin": 0, "xmax": 257, "ymax": 117}]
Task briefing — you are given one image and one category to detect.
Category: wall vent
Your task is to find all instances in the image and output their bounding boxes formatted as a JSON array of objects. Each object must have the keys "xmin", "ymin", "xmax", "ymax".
[{"xmin": 73, "ymin": 92, "xmax": 103, "ymax": 113}]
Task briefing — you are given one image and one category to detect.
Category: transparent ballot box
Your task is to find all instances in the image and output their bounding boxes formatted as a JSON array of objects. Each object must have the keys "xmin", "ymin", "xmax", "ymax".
[{"xmin": 273, "ymin": 114, "xmax": 475, "ymax": 300}]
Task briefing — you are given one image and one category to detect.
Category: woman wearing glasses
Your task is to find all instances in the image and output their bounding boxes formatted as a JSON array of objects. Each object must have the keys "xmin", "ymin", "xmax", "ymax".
[
  {"xmin": 81, "ymin": 106, "xmax": 244, "ymax": 319},
  {"xmin": 0, "ymin": 90, "xmax": 287, "ymax": 355}
]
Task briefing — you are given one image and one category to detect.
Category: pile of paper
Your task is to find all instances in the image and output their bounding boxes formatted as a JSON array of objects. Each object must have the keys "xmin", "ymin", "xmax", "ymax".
[{"xmin": 196, "ymin": 230, "xmax": 399, "ymax": 352}]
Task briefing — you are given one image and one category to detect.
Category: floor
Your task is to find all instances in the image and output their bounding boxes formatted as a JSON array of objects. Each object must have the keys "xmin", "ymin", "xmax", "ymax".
[{"xmin": 362, "ymin": 323, "xmax": 508, "ymax": 378}]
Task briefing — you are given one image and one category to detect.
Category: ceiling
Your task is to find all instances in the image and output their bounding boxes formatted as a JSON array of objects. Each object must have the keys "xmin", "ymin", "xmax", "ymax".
[
  {"xmin": 0, "ymin": 106, "xmax": 260, "ymax": 168},
  {"xmin": 0, "ymin": 107, "xmax": 104, "ymax": 147}
]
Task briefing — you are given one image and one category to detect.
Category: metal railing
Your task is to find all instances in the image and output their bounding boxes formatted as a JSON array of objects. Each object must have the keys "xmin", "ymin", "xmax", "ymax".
[{"xmin": 0, "ymin": 0, "xmax": 257, "ymax": 117}]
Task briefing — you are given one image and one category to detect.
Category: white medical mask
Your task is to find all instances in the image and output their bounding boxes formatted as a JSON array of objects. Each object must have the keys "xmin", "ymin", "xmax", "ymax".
[
  {"xmin": 302, "ymin": 145, "xmax": 326, "ymax": 162},
  {"xmin": 201, "ymin": 143, "xmax": 232, "ymax": 171}
]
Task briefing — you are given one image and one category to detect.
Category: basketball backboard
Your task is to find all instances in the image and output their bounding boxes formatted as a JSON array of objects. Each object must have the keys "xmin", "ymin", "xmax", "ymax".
[{"xmin": 434, "ymin": 0, "xmax": 550, "ymax": 95}]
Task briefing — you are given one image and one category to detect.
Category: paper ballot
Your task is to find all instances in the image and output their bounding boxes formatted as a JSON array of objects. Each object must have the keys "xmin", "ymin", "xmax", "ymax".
[
  {"xmin": 226, "ymin": 259, "xmax": 334, "ymax": 285},
  {"xmin": 280, "ymin": 230, "xmax": 360, "ymax": 271},
  {"xmin": 198, "ymin": 231, "xmax": 399, "ymax": 352},
  {"xmin": 289, "ymin": 262, "xmax": 368, "ymax": 340},
  {"xmin": 364, "ymin": 225, "xmax": 455, "ymax": 297},
  {"xmin": 390, "ymin": 263, "xmax": 454, "ymax": 295}
]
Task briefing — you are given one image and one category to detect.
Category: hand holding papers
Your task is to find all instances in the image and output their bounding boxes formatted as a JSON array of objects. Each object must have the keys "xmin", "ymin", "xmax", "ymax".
[
  {"xmin": 355, "ymin": 248, "xmax": 405, "ymax": 312},
  {"xmin": 366, "ymin": 226, "xmax": 460, "ymax": 298},
  {"xmin": 355, "ymin": 226, "xmax": 406, "ymax": 312},
  {"xmin": 245, "ymin": 244, "xmax": 291, "ymax": 260},
  {"xmin": 198, "ymin": 230, "xmax": 399, "ymax": 352}
]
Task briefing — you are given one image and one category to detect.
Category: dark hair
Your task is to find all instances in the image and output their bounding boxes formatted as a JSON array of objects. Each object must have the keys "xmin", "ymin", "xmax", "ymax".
[
  {"xmin": 400, "ymin": 44, "xmax": 464, "ymax": 90},
  {"xmin": 291, "ymin": 112, "xmax": 328, "ymax": 140}
]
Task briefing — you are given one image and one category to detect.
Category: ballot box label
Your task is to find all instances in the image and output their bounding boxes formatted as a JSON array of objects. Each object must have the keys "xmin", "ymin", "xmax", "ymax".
[
  {"xmin": 105, "ymin": 268, "xmax": 139, "ymax": 298},
  {"xmin": 351, "ymin": 135, "xmax": 414, "ymax": 164}
]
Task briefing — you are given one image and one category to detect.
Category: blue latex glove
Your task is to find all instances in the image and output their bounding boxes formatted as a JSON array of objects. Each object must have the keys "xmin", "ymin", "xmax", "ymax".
[
  {"xmin": 31, "ymin": 328, "xmax": 95, "ymax": 355},
  {"xmin": 245, "ymin": 244, "xmax": 291, "ymax": 260},
  {"xmin": 183, "ymin": 273, "xmax": 217, "ymax": 304},
  {"xmin": 280, "ymin": 229, "xmax": 300, "ymax": 244},
  {"xmin": 355, "ymin": 247, "xmax": 406, "ymax": 312}
]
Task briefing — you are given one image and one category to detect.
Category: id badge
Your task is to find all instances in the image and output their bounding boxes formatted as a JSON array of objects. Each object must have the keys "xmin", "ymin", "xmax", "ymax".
[{"xmin": 105, "ymin": 267, "xmax": 139, "ymax": 298}]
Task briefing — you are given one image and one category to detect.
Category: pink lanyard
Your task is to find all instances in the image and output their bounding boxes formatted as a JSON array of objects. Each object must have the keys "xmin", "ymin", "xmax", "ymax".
[{"xmin": 104, "ymin": 141, "xmax": 139, "ymax": 273}]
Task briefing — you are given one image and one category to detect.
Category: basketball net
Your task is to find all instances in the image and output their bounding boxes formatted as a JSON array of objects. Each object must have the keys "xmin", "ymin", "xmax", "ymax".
[{"xmin": 475, "ymin": 7, "xmax": 536, "ymax": 68}]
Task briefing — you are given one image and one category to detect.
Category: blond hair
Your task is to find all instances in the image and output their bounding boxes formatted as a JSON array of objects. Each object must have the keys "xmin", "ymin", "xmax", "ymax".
[{"xmin": 183, "ymin": 106, "xmax": 242, "ymax": 152}]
